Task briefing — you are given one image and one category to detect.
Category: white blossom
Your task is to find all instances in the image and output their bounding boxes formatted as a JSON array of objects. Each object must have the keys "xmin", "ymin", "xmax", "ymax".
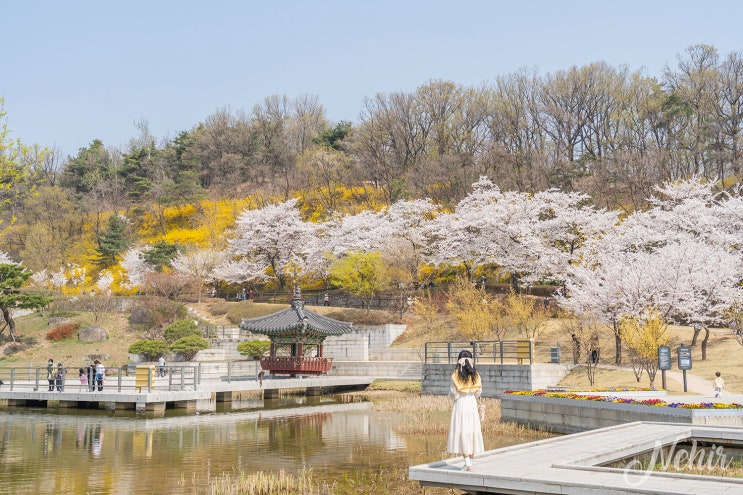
[
  {"xmin": 121, "ymin": 247, "xmax": 155, "ymax": 287},
  {"xmin": 96, "ymin": 271, "xmax": 114, "ymax": 291}
]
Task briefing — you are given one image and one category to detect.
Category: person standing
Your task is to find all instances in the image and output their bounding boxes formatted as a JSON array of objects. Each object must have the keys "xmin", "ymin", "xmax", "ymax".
[
  {"xmin": 55, "ymin": 363, "xmax": 66, "ymax": 392},
  {"xmin": 158, "ymin": 355, "xmax": 166, "ymax": 377},
  {"xmin": 323, "ymin": 292, "xmax": 330, "ymax": 306},
  {"xmin": 94, "ymin": 360, "xmax": 105, "ymax": 391},
  {"xmin": 87, "ymin": 362, "xmax": 96, "ymax": 391},
  {"xmin": 46, "ymin": 358, "xmax": 55, "ymax": 391},
  {"xmin": 448, "ymin": 350, "xmax": 484, "ymax": 471},
  {"xmin": 78, "ymin": 368, "xmax": 88, "ymax": 391},
  {"xmin": 714, "ymin": 371, "xmax": 725, "ymax": 398}
]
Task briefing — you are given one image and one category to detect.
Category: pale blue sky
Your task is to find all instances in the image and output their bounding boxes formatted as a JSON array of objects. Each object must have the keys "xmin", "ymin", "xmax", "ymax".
[{"xmin": 2, "ymin": 1, "xmax": 742, "ymax": 157}]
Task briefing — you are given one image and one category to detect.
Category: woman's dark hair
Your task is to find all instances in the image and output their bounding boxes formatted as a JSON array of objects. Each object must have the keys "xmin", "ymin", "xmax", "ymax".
[{"xmin": 456, "ymin": 349, "xmax": 479, "ymax": 383}]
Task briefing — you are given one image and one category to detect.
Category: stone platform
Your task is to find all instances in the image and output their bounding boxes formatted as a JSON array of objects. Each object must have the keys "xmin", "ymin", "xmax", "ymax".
[
  {"xmin": 500, "ymin": 392, "xmax": 743, "ymax": 433},
  {"xmin": 410, "ymin": 422, "xmax": 743, "ymax": 494}
]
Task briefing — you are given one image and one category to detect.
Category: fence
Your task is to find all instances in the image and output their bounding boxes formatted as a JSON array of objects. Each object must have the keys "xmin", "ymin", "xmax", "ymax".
[
  {"xmin": 214, "ymin": 291, "xmax": 408, "ymax": 312},
  {"xmin": 202, "ymin": 325, "xmax": 252, "ymax": 339},
  {"xmin": 0, "ymin": 365, "xmax": 199, "ymax": 393},
  {"xmin": 424, "ymin": 340, "xmax": 562, "ymax": 365}
]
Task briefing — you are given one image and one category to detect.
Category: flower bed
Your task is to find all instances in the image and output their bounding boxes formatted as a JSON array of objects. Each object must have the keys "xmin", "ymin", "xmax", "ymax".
[{"xmin": 504, "ymin": 389, "xmax": 743, "ymax": 409}]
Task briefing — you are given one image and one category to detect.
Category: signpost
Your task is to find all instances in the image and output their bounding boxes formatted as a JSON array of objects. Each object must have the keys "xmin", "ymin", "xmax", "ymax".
[
  {"xmin": 657, "ymin": 345, "xmax": 672, "ymax": 390},
  {"xmin": 677, "ymin": 345, "xmax": 692, "ymax": 392}
]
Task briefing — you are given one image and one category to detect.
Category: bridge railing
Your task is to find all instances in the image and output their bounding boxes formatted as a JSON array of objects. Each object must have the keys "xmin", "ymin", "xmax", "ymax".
[
  {"xmin": 424, "ymin": 340, "xmax": 562, "ymax": 365},
  {"xmin": 0, "ymin": 365, "xmax": 199, "ymax": 393}
]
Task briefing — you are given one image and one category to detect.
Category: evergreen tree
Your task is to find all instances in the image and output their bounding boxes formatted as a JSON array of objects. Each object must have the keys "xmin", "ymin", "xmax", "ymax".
[
  {"xmin": 142, "ymin": 241, "xmax": 181, "ymax": 272},
  {"xmin": 0, "ymin": 263, "xmax": 52, "ymax": 342},
  {"xmin": 95, "ymin": 215, "xmax": 130, "ymax": 267},
  {"xmin": 59, "ymin": 139, "xmax": 114, "ymax": 194}
]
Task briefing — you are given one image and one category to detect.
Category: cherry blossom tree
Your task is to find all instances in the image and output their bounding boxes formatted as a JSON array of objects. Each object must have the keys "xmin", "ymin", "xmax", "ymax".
[
  {"xmin": 425, "ymin": 177, "xmax": 530, "ymax": 280},
  {"xmin": 226, "ymin": 199, "xmax": 318, "ymax": 291},
  {"xmin": 121, "ymin": 247, "xmax": 155, "ymax": 290},
  {"xmin": 425, "ymin": 177, "xmax": 617, "ymax": 288},
  {"xmin": 171, "ymin": 248, "xmax": 225, "ymax": 302},
  {"xmin": 559, "ymin": 177, "xmax": 743, "ymax": 362}
]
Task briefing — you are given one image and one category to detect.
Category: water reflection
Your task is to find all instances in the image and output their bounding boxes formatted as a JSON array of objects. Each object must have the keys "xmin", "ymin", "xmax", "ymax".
[{"xmin": 0, "ymin": 397, "xmax": 409, "ymax": 495}]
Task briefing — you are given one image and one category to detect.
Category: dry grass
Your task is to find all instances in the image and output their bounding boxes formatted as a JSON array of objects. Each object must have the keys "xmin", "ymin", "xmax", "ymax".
[
  {"xmin": 177, "ymin": 469, "xmax": 333, "ymax": 495},
  {"xmin": 1, "ymin": 310, "xmax": 135, "ymax": 369},
  {"xmin": 556, "ymin": 325, "xmax": 743, "ymax": 394},
  {"xmin": 177, "ymin": 389, "xmax": 550, "ymax": 495}
]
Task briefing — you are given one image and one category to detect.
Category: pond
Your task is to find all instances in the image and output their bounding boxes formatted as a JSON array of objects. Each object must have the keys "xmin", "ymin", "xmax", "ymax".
[{"xmin": 0, "ymin": 394, "xmax": 536, "ymax": 494}]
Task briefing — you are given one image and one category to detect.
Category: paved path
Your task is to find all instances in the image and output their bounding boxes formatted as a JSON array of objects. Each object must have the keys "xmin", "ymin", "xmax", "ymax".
[
  {"xmin": 410, "ymin": 422, "xmax": 743, "ymax": 494},
  {"xmin": 597, "ymin": 364, "xmax": 718, "ymax": 395}
]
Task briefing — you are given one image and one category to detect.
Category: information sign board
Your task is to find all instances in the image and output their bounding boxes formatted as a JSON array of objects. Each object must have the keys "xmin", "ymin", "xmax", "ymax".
[{"xmin": 677, "ymin": 345, "xmax": 692, "ymax": 370}]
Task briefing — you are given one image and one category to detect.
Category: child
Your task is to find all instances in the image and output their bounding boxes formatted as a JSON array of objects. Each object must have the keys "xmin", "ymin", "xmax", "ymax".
[
  {"xmin": 714, "ymin": 371, "xmax": 725, "ymax": 398},
  {"xmin": 79, "ymin": 368, "xmax": 88, "ymax": 391},
  {"xmin": 56, "ymin": 363, "xmax": 65, "ymax": 392}
]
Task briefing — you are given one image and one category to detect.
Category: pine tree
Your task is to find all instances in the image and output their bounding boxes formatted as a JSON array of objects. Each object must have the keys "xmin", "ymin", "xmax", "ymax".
[
  {"xmin": 95, "ymin": 215, "xmax": 130, "ymax": 267},
  {"xmin": 0, "ymin": 263, "xmax": 51, "ymax": 342}
]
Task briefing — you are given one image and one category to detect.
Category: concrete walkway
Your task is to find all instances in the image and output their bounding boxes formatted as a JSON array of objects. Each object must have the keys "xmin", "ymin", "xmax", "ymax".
[
  {"xmin": 410, "ymin": 421, "xmax": 743, "ymax": 494},
  {"xmin": 597, "ymin": 364, "xmax": 718, "ymax": 396}
]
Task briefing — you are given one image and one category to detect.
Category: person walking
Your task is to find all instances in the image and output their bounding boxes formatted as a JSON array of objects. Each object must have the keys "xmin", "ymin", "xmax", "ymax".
[
  {"xmin": 93, "ymin": 360, "xmax": 105, "ymax": 391},
  {"xmin": 447, "ymin": 349, "xmax": 484, "ymax": 471},
  {"xmin": 714, "ymin": 371, "xmax": 725, "ymax": 398},
  {"xmin": 46, "ymin": 358, "xmax": 55, "ymax": 391},
  {"xmin": 323, "ymin": 292, "xmax": 330, "ymax": 306}
]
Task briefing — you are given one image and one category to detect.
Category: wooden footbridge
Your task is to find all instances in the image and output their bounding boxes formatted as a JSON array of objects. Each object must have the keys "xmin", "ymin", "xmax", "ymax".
[{"xmin": 0, "ymin": 364, "xmax": 372, "ymax": 413}]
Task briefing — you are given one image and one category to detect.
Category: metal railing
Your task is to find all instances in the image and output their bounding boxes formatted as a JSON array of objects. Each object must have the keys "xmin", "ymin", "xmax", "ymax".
[
  {"xmin": 0, "ymin": 365, "xmax": 199, "ymax": 393},
  {"xmin": 424, "ymin": 340, "xmax": 562, "ymax": 365}
]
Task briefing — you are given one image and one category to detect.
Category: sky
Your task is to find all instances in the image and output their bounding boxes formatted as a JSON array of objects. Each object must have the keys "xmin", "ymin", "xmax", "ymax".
[{"xmin": 2, "ymin": 0, "xmax": 743, "ymax": 158}]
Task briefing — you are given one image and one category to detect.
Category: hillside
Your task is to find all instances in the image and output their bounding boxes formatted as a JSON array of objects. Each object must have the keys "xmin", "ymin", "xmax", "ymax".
[{"xmin": 2, "ymin": 299, "xmax": 740, "ymax": 396}]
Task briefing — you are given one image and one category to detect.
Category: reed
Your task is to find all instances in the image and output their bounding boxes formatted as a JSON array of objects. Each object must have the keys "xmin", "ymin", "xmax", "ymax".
[
  {"xmin": 364, "ymin": 390, "xmax": 552, "ymax": 438},
  {"xmin": 180, "ymin": 389, "xmax": 552, "ymax": 495},
  {"xmin": 179, "ymin": 469, "xmax": 334, "ymax": 495}
]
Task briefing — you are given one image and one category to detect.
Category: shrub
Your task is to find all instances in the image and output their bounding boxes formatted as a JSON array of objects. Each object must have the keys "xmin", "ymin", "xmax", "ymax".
[
  {"xmin": 45, "ymin": 322, "xmax": 81, "ymax": 341},
  {"xmin": 170, "ymin": 335, "xmax": 209, "ymax": 361},
  {"xmin": 128, "ymin": 340, "xmax": 170, "ymax": 361},
  {"xmin": 209, "ymin": 301, "xmax": 229, "ymax": 316},
  {"xmin": 3, "ymin": 343, "xmax": 30, "ymax": 356},
  {"xmin": 237, "ymin": 340, "xmax": 271, "ymax": 359},
  {"xmin": 130, "ymin": 297, "xmax": 188, "ymax": 330},
  {"xmin": 163, "ymin": 319, "xmax": 201, "ymax": 343}
]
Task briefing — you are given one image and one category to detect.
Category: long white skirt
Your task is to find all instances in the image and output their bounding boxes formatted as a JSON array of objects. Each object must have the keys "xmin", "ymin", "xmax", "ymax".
[{"xmin": 447, "ymin": 393, "xmax": 484, "ymax": 455}]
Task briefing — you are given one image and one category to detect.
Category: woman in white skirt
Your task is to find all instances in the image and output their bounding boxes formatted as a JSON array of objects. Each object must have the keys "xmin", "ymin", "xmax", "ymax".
[{"xmin": 447, "ymin": 349, "xmax": 484, "ymax": 471}]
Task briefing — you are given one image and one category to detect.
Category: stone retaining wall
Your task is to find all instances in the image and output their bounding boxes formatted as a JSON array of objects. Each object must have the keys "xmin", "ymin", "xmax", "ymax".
[
  {"xmin": 324, "ymin": 324, "xmax": 407, "ymax": 361},
  {"xmin": 500, "ymin": 394, "xmax": 743, "ymax": 433},
  {"xmin": 421, "ymin": 363, "xmax": 573, "ymax": 398}
]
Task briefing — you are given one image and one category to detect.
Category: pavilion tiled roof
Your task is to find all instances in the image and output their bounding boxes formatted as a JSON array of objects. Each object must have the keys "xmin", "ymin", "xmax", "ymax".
[{"xmin": 239, "ymin": 287, "xmax": 353, "ymax": 337}]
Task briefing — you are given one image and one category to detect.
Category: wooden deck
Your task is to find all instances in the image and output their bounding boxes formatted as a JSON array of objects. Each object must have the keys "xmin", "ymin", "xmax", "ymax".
[{"xmin": 409, "ymin": 422, "xmax": 743, "ymax": 494}]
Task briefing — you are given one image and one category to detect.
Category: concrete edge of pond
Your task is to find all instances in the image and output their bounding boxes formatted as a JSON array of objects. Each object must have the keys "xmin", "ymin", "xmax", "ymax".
[{"xmin": 409, "ymin": 421, "xmax": 743, "ymax": 494}]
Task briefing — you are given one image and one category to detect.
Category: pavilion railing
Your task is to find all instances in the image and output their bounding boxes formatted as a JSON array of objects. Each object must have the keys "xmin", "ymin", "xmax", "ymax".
[{"xmin": 259, "ymin": 356, "xmax": 333, "ymax": 374}]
